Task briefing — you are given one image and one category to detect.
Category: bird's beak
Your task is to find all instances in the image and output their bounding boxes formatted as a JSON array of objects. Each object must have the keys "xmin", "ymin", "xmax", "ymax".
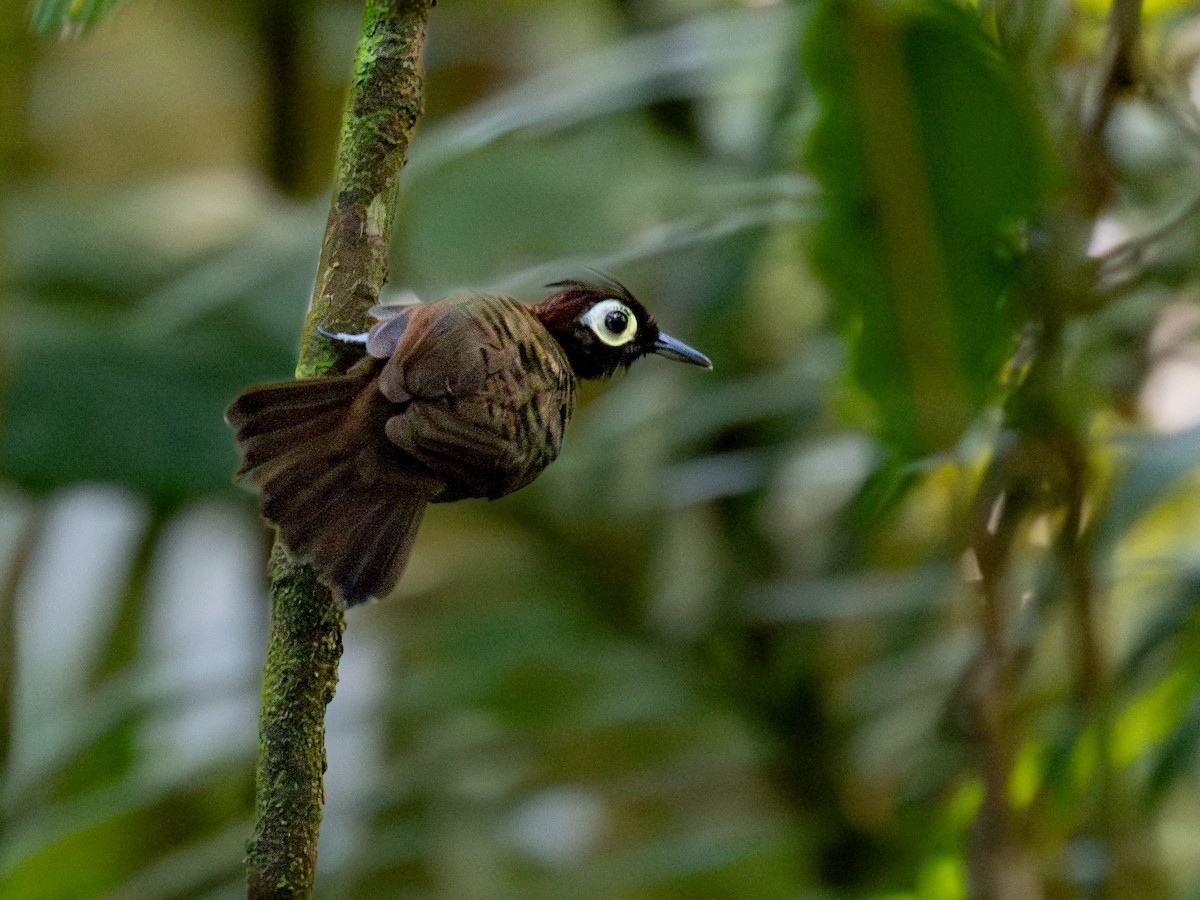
[{"xmin": 652, "ymin": 333, "xmax": 713, "ymax": 369}]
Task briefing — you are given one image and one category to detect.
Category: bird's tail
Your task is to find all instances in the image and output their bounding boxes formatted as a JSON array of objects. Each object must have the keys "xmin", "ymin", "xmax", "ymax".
[{"xmin": 227, "ymin": 368, "xmax": 436, "ymax": 606}]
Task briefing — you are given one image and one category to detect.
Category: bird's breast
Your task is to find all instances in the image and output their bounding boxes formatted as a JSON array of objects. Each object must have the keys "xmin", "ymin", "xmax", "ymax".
[{"xmin": 460, "ymin": 316, "xmax": 577, "ymax": 498}]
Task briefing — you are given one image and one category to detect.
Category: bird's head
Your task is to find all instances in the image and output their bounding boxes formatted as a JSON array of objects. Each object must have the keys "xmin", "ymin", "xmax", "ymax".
[{"xmin": 532, "ymin": 277, "xmax": 712, "ymax": 380}]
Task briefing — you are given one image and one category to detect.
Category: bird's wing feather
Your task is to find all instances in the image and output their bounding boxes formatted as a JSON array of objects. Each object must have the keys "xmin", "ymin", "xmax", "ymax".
[
  {"xmin": 227, "ymin": 359, "xmax": 442, "ymax": 605},
  {"xmin": 366, "ymin": 307, "xmax": 415, "ymax": 359},
  {"xmin": 381, "ymin": 299, "xmax": 576, "ymax": 499},
  {"xmin": 375, "ymin": 297, "xmax": 518, "ymax": 404}
]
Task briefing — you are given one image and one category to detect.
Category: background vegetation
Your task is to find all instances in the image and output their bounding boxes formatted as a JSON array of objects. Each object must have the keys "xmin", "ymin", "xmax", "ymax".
[{"xmin": 5, "ymin": 0, "xmax": 1200, "ymax": 897}]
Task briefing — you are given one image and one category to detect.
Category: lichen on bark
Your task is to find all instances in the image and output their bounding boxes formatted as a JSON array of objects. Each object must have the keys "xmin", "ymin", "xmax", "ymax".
[{"xmin": 245, "ymin": 2, "xmax": 432, "ymax": 897}]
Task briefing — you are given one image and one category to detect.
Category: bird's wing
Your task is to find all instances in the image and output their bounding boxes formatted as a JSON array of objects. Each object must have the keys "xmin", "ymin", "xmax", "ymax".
[
  {"xmin": 365, "ymin": 303, "xmax": 417, "ymax": 359},
  {"xmin": 375, "ymin": 295, "xmax": 520, "ymax": 404},
  {"xmin": 376, "ymin": 295, "xmax": 575, "ymax": 498}
]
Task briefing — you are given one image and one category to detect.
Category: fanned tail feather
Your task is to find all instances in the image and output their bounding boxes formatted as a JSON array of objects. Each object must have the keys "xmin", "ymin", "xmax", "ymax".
[
  {"xmin": 227, "ymin": 368, "xmax": 438, "ymax": 606},
  {"xmin": 325, "ymin": 493, "xmax": 427, "ymax": 605}
]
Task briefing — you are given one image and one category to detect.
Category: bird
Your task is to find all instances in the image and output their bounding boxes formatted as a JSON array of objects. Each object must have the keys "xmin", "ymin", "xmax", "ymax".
[{"xmin": 226, "ymin": 277, "xmax": 712, "ymax": 606}]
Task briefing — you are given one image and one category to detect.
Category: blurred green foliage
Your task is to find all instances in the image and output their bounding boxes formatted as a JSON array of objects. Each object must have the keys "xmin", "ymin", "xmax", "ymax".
[
  {"xmin": 7, "ymin": 0, "xmax": 1200, "ymax": 898},
  {"xmin": 804, "ymin": 0, "xmax": 1048, "ymax": 454},
  {"xmin": 29, "ymin": 0, "xmax": 136, "ymax": 36}
]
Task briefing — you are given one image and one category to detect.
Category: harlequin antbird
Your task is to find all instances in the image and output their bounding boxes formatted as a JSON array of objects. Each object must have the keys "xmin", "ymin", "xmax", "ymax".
[{"xmin": 226, "ymin": 277, "xmax": 712, "ymax": 606}]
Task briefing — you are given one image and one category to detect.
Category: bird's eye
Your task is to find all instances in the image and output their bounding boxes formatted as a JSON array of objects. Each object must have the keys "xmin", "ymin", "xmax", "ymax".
[{"xmin": 583, "ymin": 299, "xmax": 638, "ymax": 347}]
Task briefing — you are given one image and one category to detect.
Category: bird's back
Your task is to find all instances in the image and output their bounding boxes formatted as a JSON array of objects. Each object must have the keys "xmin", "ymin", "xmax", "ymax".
[{"xmin": 380, "ymin": 293, "xmax": 578, "ymax": 502}]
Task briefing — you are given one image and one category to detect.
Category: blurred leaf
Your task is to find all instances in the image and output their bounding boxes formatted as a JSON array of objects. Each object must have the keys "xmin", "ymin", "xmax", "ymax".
[
  {"xmin": 487, "ymin": 175, "xmax": 818, "ymax": 298},
  {"xmin": 405, "ymin": 6, "xmax": 803, "ymax": 181},
  {"xmin": 1113, "ymin": 668, "xmax": 1193, "ymax": 769},
  {"xmin": 108, "ymin": 821, "xmax": 249, "ymax": 900},
  {"xmin": 336, "ymin": 529, "xmax": 805, "ymax": 898},
  {"xmin": 1, "ymin": 189, "xmax": 316, "ymax": 507},
  {"xmin": 983, "ymin": 0, "xmax": 1073, "ymax": 98},
  {"xmin": 1146, "ymin": 692, "xmax": 1200, "ymax": 805},
  {"xmin": 1, "ymin": 767, "xmax": 249, "ymax": 900},
  {"xmin": 29, "ymin": 0, "xmax": 134, "ymax": 36},
  {"xmin": 748, "ymin": 564, "xmax": 957, "ymax": 623},
  {"xmin": 2, "ymin": 323, "xmax": 292, "ymax": 507},
  {"xmin": 1121, "ymin": 572, "xmax": 1200, "ymax": 683},
  {"xmin": 803, "ymin": 0, "xmax": 1047, "ymax": 455},
  {"xmin": 1101, "ymin": 427, "xmax": 1200, "ymax": 549},
  {"xmin": 1075, "ymin": 0, "xmax": 1193, "ymax": 13},
  {"xmin": 400, "ymin": 118, "xmax": 814, "ymax": 296}
]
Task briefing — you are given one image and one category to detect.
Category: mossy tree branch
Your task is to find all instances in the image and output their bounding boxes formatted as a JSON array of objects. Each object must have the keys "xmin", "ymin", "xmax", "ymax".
[{"xmin": 246, "ymin": 3, "xmax": 432, "ymax": 897}]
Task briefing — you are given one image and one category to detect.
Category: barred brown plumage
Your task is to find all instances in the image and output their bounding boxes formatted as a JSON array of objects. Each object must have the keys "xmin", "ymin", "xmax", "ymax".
[{"xmin": 226, "ymin": 278, "xmax": 711, "ymax": 606}]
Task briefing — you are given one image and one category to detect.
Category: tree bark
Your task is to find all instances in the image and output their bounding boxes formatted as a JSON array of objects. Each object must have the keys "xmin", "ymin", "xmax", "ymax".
[{"xmin": 246, "ymin": 3, "xmax": 432, "ymax": 897}]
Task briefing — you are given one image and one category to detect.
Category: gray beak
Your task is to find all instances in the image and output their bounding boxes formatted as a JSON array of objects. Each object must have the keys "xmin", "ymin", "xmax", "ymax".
[{"xmin": 652, "ymin": 333, "xmax": 713, "ymax": 369}]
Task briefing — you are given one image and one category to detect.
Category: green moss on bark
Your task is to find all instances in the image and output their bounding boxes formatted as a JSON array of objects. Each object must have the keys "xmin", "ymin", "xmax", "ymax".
[
  {"xmin": 246, "ymin": 2, "xmax": 433, "ymax": 896},
  {"xmin": 298, "ymin": 0, "xmax": 430, "ymax": 375},
  {"xmin": 246, "ymin": 548, "xmax": 344, "ymax": 898}
]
